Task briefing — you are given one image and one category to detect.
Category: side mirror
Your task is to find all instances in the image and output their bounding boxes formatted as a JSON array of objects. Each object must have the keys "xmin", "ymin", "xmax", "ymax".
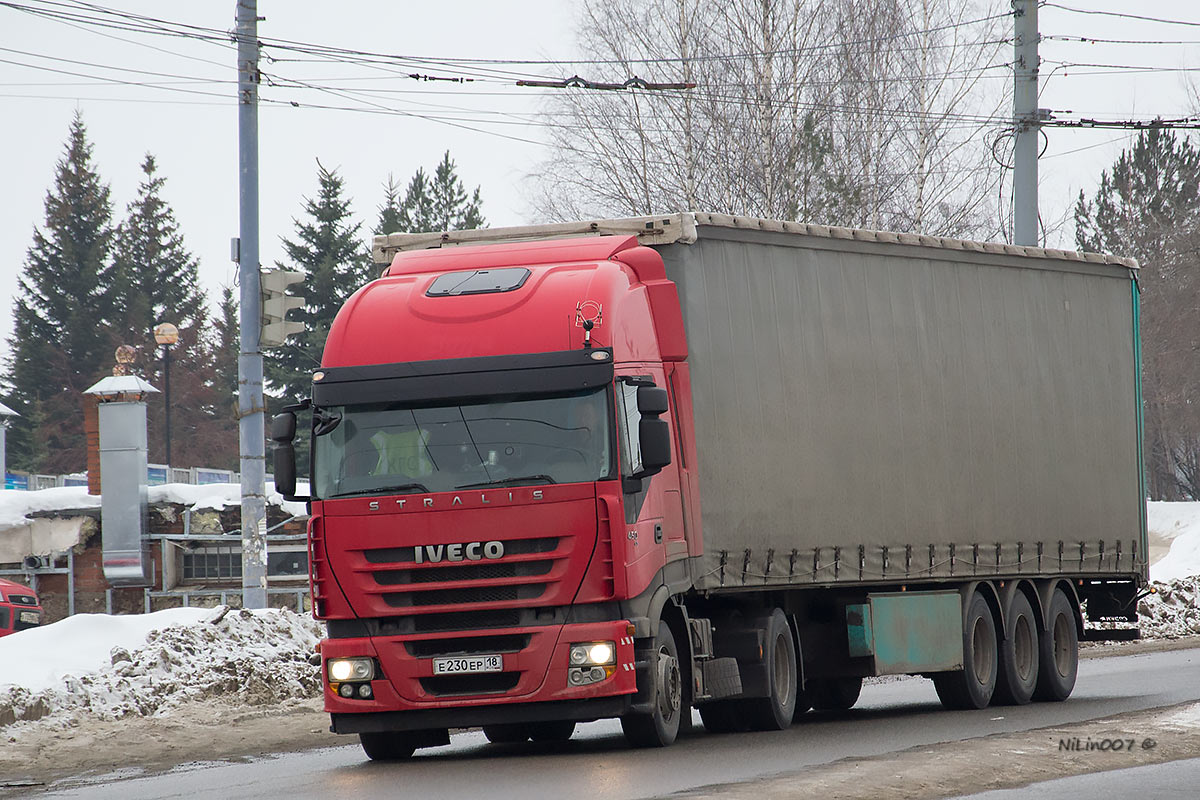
[
  {"xmin": 270, "ymin": 411, "xmax": 303, "ymax": 500},
  {"xmin": 271, "ymin": 411, "xmax": 297, "ymax": 443},
  {"xmin": 273, "ymin": 442, "xmax": 297, "ymax": 498},
  {"xmin": 637, "ymin": 386, "xmax": 669, "ymax": 415},
  {"xmin": 638, "ymin": 417, "xmax": 671, "ymax": 475}
]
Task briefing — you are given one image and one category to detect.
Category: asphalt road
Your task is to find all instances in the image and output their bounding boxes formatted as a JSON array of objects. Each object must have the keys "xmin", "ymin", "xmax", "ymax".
[{"xmin": 37, "ymin": 646, "xmax": 1200, "ymax": 800}]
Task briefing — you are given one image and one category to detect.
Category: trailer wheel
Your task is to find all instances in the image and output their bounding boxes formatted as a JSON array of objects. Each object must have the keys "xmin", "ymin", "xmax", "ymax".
[
  {"xmin": 1032, "ymin": 587, "xmax": 1078, "ymax": 702},
  {"xmin": 359, "ymin": 732, "xmax": 418, "ymax": 761},
  {"xmin": 527, "ymin": 720, "xmax": 576, "ymax": 742},
  {"xmin": 933, "ymin": 591, "xmax": 997, "ymax": 710},
  {"xmin": 994, "ymin": 592, "xmax": 1040, "ymax": 705},
  {"xmin": 745, "ymin": 609, "xmax": 798, "ymax": 730},
  {"xmin": 621, "ymin": 621, "xmax": 682, "ymax": 748},
  {"xmin": 482, "ymin": 724, "xmax": 529, "ymax": 744},
  {"xmin": 808, "ymin": 676, "xmax": 862, "ymax": 711}
]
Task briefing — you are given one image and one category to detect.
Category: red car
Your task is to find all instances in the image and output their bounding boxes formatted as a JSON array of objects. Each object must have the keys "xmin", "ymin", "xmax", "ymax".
[{"xmin": 0, "ymin": 577, "xmax": 42, "ymax": 637}]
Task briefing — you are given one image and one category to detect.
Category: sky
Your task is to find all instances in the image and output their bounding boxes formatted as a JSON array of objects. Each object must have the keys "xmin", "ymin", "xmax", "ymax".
[{"xmin": 0, "ymin": 1, "xmax": 1198, "ymax": 368}]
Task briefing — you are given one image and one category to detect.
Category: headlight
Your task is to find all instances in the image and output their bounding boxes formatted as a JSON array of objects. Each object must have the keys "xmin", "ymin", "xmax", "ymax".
[
  {"xmin": 568, "ymin": 641, "xmax": 616, "ymax": 666},
  {"xmin": 328, "ymin": 657, "xmax": 375, "ymax": 682}
]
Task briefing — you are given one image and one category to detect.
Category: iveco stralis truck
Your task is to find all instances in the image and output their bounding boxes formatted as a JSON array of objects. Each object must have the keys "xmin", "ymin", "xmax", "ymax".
[{"xmin": 270, "ymin": 213, "xmax": 1147, "ymax": 760}]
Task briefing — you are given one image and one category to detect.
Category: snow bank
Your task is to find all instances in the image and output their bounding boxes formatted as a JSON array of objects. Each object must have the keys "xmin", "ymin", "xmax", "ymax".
[
  {"xmin": 1148, "ymin": 501, "xmax": 1200, "ymax": 582},
  {"xmin": 0, "ymin": 607, "xmax": 210, "ymax": 692},
  {"xmin": 0, "ymin": 607, "xmax": 323, "ymax": 729},
  {"xmin": 1138, "ymin": 576, "xmax": 1200, "ymax": 639}
]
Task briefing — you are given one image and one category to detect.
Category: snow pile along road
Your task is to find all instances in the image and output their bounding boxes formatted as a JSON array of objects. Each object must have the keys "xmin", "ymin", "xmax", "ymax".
[
  {"xmin": 0, "ymin": 607, "xmax": 323, "ymax": 729},
  {"xmin": 1137, "ymin": 576, "xmax": 1200, "ymax": 639}
]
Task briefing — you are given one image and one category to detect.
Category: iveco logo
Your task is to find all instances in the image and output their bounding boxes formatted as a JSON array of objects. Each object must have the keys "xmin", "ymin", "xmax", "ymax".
[{"xmin": 414, "ymin": 541, "xmax": 504, "ymax": 564}]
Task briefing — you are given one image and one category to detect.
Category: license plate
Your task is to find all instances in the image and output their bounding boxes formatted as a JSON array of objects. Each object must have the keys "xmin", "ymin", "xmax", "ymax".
[
  {"xmin": 432, "ymin": 654, "xmax": 503, "ymax": 675},
  {"xmin": 18, "ymin": 611, "xmax": 39, "ymax": 625}
]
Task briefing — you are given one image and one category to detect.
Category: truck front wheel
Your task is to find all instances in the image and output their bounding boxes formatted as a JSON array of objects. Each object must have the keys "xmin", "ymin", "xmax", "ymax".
[
  {"xmin": 359, "ymin": 732, "xmax": 416, "ymax": 761},
  {"xmin": 621, "ymin": 621, "xmax": 682, "ymax": 748}
]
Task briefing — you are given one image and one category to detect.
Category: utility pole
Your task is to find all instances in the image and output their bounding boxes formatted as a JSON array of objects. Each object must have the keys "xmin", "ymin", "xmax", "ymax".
[
  {"xmin": 236, "ymin": 0, "xmax": 267, "ymax": 609},
  {"xmin": 1012, "ymin": 0, "xmax": 1040, "ymax": 246}
]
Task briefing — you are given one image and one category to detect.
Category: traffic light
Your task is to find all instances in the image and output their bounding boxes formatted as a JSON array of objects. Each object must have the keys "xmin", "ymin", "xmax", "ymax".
[{"xmin": 261, "ymin": 269, "xmax": 305, "ymax": 346}]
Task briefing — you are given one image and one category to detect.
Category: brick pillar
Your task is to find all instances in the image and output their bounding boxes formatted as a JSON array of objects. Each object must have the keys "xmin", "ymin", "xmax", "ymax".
[{"xmin": 83, "ymin": 395, "xmax": 101, "ymax": 495}]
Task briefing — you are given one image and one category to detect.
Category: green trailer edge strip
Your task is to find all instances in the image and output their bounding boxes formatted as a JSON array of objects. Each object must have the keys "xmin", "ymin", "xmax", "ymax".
[{"xmin": 1132, "ymin": 274, "xmax": 1148, "ymax": 578}]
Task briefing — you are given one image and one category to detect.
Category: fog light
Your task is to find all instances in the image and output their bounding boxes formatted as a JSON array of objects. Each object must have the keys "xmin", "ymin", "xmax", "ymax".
[
  {"xmin": 568, "ymin": 665, "xmax": 613, "ymax": 687},
  {"xmin": 589, "ymin": 667, "xmax": 605, "ymax": 682},
  {"xmin": 357, "ymin": 683, "xmax": 373, "ymax": 699},
  {"xmin": 328, "ymin": 657, "xmax": 375, "ymax": 682},
  {"xmin": 338, "ymin": 683, "xmax": 355, "ymax": 698}
]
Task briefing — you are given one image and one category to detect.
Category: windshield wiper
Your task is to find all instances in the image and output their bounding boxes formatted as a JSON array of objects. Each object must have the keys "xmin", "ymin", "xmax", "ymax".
[
  {"xmin": 333, "ymin": 483, "xmax": 430, "ymax": 498},
  {"xmin": 456, "ymin": 475, "xmax": 556, "ymax": 489}
]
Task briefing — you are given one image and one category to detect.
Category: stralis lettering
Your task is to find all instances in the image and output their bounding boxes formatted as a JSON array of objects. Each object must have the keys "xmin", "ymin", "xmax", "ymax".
[
  {"xmin": 415, "ymin": 541, "xmax": 505, "ymax": 564},
  {"xmin": 367, "ymin": 490, "xmax": 544, "ymax": 512}
]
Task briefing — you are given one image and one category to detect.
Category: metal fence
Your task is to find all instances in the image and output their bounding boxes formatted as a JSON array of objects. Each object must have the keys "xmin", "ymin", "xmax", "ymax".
[{"xmin": 5, "ymin": 465, "xmax": 241, "ymax": 491}]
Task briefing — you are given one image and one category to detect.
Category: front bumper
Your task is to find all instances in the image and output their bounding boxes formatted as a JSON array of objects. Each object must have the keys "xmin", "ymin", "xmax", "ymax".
[{"xmin": 322, "ymin": 619, "xmax": 637, "ymax": 730}]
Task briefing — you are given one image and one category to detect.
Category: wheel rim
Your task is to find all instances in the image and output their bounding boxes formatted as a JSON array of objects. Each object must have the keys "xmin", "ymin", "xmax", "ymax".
[
  {"xmin": 972, "ymin": 616, "xmax": 994, "ymax": 685},
  {"xmin": 1013, "ymin": 614, "xmax": 1034, "ymax": 681},
  {"xmin": 656, "ymin": 646, "xmax": 681, "ymax": 722},
  {"xmin": 772, "ymin": 631, "xmax": 793, "ymax": 706},
  {"xmin": 1052, "ymin": 613, "xmax": 1073, "ymax": 677}
]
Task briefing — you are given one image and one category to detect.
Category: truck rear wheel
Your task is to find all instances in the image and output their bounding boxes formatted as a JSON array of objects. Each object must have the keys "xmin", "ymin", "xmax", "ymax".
[
  {"xmin": 745, "ymin": 609, "xmax": 798, "ymax": 730},
  {"xmin": 994, "ymin": 592, "xmax": 1040, "ymax": 705},
  {"xmin": 359, "ymin": 731, "xmax": 417, "ymax": 761},
  {"xmin": 621, "ymin": 621, "xmax": 682, "ymax": 748},
  {"xmin": 1032, "ymin": 588, "xmax": 1078, "ymax": 702},
  {"xmin": 808, "ymin": 676, "xmax": 862, "ymax": 711},
  {"xmin": 933, "ymin": 591, "xmax": 997, "ymax": 710},
  {"xmin": 698, "ymin": 700, "xmax": 746, "ymax": 733}
]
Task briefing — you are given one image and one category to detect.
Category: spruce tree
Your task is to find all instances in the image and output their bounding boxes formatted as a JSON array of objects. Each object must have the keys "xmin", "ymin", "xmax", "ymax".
[
  {"xmin": 266, "ymin": 162, "xmax": 373, "ymax": 471},
  {"xmin": 1076, "ymin": 128, "xmax": 1200, "ymax": 499},
  {"xmin": 3, "ymin": 112, "xmax": 118, "ymax": 473},
  {"xmin": 111, "ymin": 154, "xmax": 227, "ymax": 467},
  {"xmin": 375, "ymin": 151, "xmax": 485, "ymax": 234}
]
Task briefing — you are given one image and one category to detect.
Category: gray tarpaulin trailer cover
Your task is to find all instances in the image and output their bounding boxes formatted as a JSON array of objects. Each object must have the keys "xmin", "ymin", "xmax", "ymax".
[{"xmin": 375, "ymin": 213, "xmax": 1148, "ymax": 594}]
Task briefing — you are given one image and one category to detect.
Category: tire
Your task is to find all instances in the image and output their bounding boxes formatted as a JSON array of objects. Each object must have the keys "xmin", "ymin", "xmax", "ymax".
[
  {"xmin": 527, "ymin": 720, "xmax": 576, "ymax": 742},
  {"xmin": 1033, "ymin": 587, "xmax": 1078, "ymax": 702},
  {"xmin": 792, "ymin": 684, "xmax": 813, "ymax": 722},
  {"xmin": 933, "ymin": 591, "xmax": 998, "ymax": 710},
  {"xmin": 994, "ymin": 591, "xmax": 1040, "ymax": 705},
  {"xmin": 744, "ymin": 609, "xmax": 798, "ymax": 731},
  {"xmin": 808, "ymin": 676, "xmax": 862, "ymax": 711},
  {"xmin": 698, "ymin": 699, "xmax": 747, "ymax": 733},
  {"xmin": 359, "ymin": 732, "xmax": 417, "ymax": 761},
  {"xmin": 621, "ymin": 621, "xmax": 683, "ymax": 748},
  {"xmin": 482, "ymin": 724, "xmax": 529, "ymax": 744}
]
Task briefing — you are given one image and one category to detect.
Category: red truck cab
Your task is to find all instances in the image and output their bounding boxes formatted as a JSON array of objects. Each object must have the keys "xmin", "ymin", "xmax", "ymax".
[
  {"xmin": 273, "ymin": 235, "xmax": 694, "ymax": 758},
  {"xmin": 0, "ymin": 578, "xmax": 43, "ymax": 637}
]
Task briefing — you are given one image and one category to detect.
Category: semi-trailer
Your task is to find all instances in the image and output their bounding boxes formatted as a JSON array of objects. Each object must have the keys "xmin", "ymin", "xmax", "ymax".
[{"xmin": 271, "ymin": 212, "xmax": 1146, "ymax": 759}]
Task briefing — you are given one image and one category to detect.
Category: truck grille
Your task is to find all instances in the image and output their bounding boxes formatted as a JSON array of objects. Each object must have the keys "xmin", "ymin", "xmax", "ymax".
[
  {"xmin": 361, "ymin": 536, "xmax": 565, "ymax": 624},
  {"xmin": 403, "ymin": 633, "xmax": 531, "ymax": 658},
  {"xmin": 419, "ymin": 672, "xmax": 521, "ymax": 697}
]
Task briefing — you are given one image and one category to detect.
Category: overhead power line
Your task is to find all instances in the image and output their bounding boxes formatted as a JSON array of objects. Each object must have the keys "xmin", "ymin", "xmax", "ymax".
[{"xmin": 1044, "ymin": 3, "xmax": 1200, "ymax": 28}]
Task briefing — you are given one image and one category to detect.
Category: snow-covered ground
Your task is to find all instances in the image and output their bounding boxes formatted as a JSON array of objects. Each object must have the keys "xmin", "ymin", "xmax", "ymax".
[
  {"xmin": 0, "ymin": 606, "xmax": 323, "ymax": 729},
  {"xmin": 1149, "ymin": 502, "xmax": 1200, "ymax": 582}
]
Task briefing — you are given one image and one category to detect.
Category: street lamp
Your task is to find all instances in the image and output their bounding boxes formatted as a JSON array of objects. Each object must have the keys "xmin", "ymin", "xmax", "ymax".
[{"xmin": 153, "ymin": 323, "xmax": 179, "ymax": 468}]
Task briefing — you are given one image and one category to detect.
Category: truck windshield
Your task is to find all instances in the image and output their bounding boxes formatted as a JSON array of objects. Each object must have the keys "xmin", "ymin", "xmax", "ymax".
[{"xmin": 312, "ymin": 387, "xmax": 614, "ymax": 499}]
